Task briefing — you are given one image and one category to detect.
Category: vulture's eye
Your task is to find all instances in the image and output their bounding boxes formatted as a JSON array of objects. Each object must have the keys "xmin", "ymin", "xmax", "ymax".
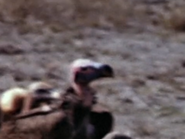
[
  {"xmin": 80, "ymin": 66, "xmax": 95, "ymax": 73},
  {"xmin": 81, "ymin": 67, "xmax": 89, "ymax": 71}
]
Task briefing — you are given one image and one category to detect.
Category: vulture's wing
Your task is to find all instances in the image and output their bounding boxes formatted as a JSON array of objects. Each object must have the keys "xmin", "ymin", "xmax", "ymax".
[
  {"xmin": 0, "ymin": 108, "xmax": 73, "ymax": 139},
  {"xmin": 90, "ymin": 104, "xmax": 114, "ymax": 139}
]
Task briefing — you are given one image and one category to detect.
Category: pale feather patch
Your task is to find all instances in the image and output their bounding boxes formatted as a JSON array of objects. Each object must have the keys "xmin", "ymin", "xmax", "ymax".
[
  {"xmin": 0, "ymin": 88, "xmax": 28, "ymax": 113},
  {"xmin": 71, "ymin": 59, "xmax": 103, "ymax": 69},
  {"xmin": 41, "ymin": 105, "xmax": 52, "ymax": 112},
  {"xmin": 50, "ymin": 90, "xmax": 61, "ymax": 99}
]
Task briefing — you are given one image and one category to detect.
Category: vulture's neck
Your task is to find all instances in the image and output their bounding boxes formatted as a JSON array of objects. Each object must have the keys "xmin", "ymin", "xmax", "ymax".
[
  {"xmin": 72, "ymin": 83, "xmax": 94, "ymax": 107},
  {"xmin": 72, "ymin": 83, "xmax": 89, "ymax": 96}
]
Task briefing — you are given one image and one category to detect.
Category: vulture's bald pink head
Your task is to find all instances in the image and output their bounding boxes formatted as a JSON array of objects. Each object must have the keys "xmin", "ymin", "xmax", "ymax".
[{"xmin": 70, "ymin": 59, "xmax": 114, "ymax": 85}]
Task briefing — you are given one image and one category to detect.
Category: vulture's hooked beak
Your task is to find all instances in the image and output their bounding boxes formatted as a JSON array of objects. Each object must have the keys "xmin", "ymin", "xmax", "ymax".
[{"xmin": 98, "ymin": 64, "xmax": 114, "ymax": 78}]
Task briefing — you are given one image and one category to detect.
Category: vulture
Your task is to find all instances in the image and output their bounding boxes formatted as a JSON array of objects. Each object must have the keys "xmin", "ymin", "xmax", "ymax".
[
  {"xmin": 66, "ymin": 58, "xmax": 114, "ymax": 139},
  {"xmin": 0, "ymin": 58, "xmax": 114, "ymax": 139}
]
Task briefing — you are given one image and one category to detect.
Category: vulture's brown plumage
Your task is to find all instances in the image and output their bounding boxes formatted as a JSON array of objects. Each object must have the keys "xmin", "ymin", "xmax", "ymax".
[{"xmin": 0, "ymin": 59, "xmax": 114, "ymax": 139}]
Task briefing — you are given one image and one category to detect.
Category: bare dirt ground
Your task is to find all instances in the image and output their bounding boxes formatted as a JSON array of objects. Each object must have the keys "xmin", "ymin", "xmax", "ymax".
[{"xmin": 0, "ymin": 0, "xmax": 185, "ymax": 139}]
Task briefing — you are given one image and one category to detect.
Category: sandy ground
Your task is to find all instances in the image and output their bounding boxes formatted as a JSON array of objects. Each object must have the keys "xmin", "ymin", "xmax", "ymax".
[{"xmin": 0, "ymin": 0, "xmax": 185, "ymax": 139}]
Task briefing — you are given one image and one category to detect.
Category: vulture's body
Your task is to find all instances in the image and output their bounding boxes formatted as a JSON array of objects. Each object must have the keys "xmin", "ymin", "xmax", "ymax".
[
  {"xmin": 0, "ymin": 87, "xmax": 113, "ymax": 139},
  {"xmin": 64, "ymin": 87, "xmax": 114, "ymax": 139}
]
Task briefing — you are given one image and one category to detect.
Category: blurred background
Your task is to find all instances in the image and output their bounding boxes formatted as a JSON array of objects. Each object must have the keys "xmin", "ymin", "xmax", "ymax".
[{"xmin": 0, "ymin": 0, "xmax": 185, "ymax": 138}]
